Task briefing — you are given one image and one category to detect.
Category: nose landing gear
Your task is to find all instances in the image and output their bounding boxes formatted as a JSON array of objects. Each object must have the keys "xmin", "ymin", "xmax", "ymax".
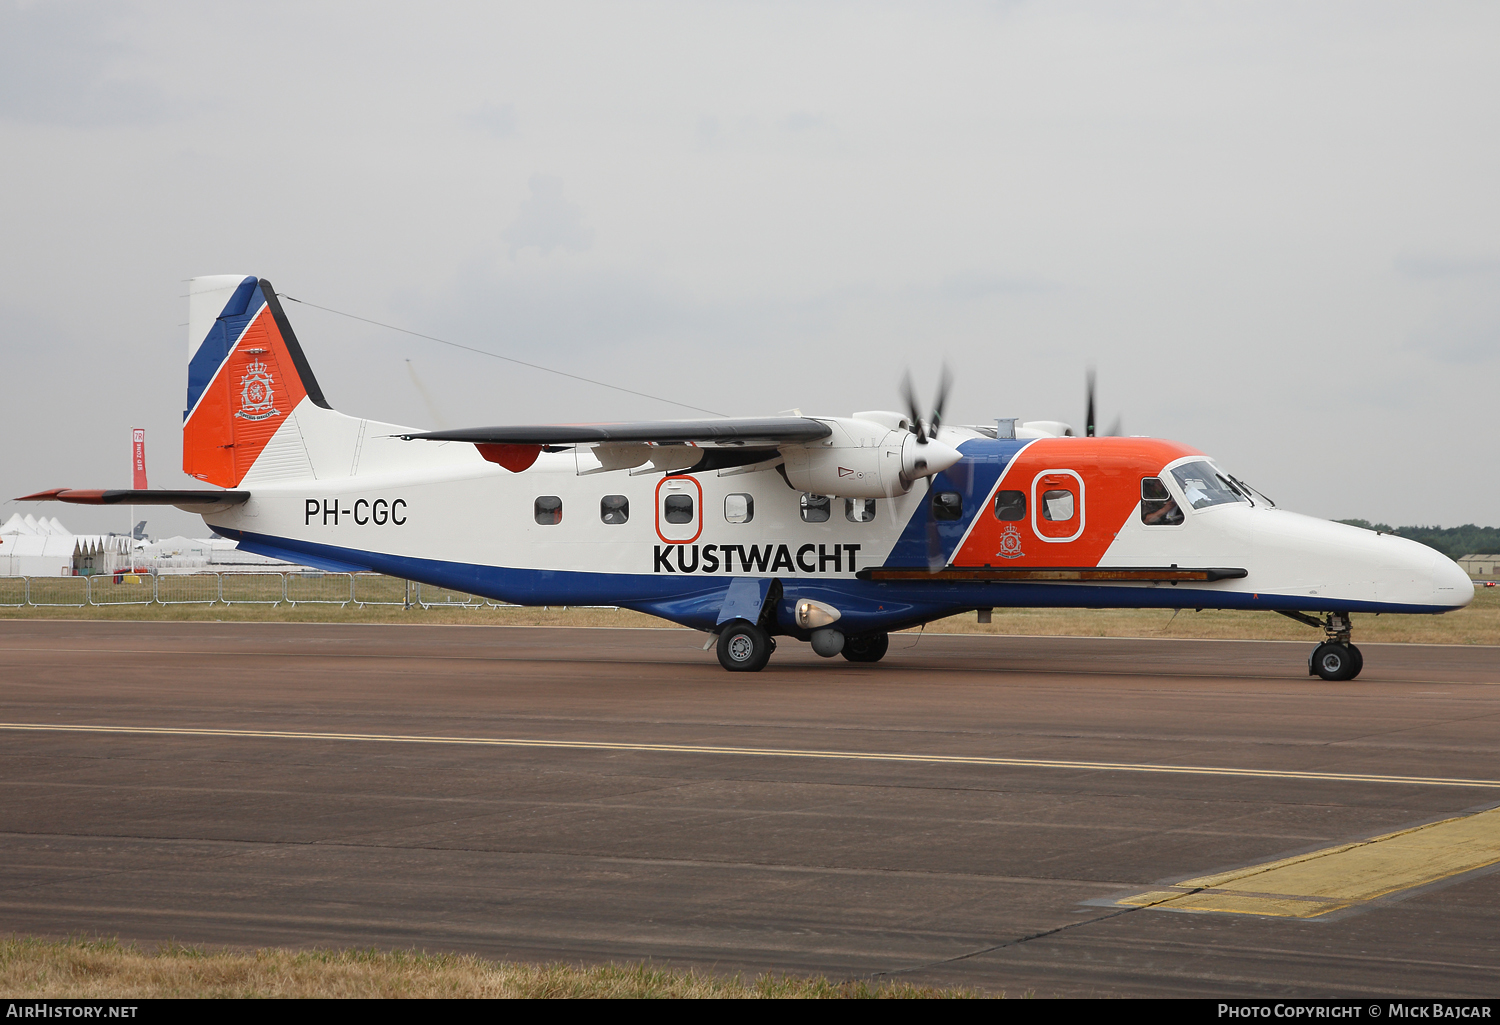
[
  {"xmin": 1279, "ymin": 610, "xmax": 1363, "ymax": 681},
  {"xmin": 1310, "ymin": 640, "xmax": 1363, "ymax": 681}
]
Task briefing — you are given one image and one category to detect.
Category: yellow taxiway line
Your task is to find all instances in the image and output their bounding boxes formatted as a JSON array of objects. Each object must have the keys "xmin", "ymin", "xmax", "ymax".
[
  {"xmin": 1115, "ymin": 807, "xmax": 1500, "ymax": 918},
  {"xmin": 2, "ymin": 722, "xmax": 1500, "ymax": 790}
]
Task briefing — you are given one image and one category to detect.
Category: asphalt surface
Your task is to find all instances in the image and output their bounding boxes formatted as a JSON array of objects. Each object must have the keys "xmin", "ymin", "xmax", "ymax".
[{"xmin": 2, "ymin": 620, "xmax": 1499, "ymax": 997}]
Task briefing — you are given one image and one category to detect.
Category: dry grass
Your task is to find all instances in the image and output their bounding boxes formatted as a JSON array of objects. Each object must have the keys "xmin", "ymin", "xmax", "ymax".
[
  {"xmin": 0, "ymin": 937, "xmax": 976, "ymax": 999},
  {"xmin": 1, "ymin": 582, "xmax": 1494, "ymax": 645},
  {"xmin": 0, "ymin": 601, "xmax": 678, "ymax": 629}
]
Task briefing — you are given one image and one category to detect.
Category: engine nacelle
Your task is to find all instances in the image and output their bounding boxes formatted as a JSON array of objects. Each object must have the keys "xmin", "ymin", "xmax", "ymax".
[{"xmin": 780, "ymin": 418, "xmax": 962, "ymax": 499}]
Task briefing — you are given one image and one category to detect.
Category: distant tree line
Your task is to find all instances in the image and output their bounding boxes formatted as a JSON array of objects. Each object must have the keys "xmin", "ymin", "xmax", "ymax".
[{"xmin": 1336, "ymin": 521, "xmax": 1500, "ymax": 558}]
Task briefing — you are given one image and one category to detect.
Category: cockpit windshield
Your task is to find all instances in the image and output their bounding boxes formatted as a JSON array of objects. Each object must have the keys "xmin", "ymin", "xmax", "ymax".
[{"xmin": 1169, "ymin": 460, "xmax": 1250, "ymax": 510}]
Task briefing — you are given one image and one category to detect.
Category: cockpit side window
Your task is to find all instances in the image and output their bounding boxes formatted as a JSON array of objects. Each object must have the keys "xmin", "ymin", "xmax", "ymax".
[
  {"xmin": 1169, "ymin": 460, "xmax": 1249, "ymax": 511},
  {"xmin": 1140, "ymin": 478, "xmax": 1184, "ymax": 525}
]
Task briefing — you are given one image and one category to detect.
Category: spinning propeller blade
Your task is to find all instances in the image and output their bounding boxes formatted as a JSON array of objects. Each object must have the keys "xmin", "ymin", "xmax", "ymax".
[
  {"xmin": 899, "ymin": 365, "xmax": 958, "ymax": 572},
  {"xmin": 900, "ymin": 371, "xmax": 925, "ymax": 441},
  {"xmin": 1085, "ymin": 367, "xmax": 1097, "ymax": 438},
  {"xmin": 931, "ymin": 364, "xmax": 951, "ymax": 434}
]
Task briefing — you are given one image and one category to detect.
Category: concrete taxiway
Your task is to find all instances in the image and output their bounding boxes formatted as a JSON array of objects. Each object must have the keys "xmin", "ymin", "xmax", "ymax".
[{"xmin": 2, "ymin": 620, "xmax": 1499, "ymax": 997}]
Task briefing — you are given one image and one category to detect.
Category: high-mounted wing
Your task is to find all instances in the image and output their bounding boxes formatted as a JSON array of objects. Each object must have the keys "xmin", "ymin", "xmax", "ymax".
[
  {"xmin": 401, "ymin": 417, "xmax": 833, "ymax": 446},
  {"xmin": 403, "ymin": 417, "xmax": 834, "ymax": 475}
]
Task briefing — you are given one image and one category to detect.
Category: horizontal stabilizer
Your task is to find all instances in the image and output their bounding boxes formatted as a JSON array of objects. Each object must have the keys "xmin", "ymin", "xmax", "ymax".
[
  {"xmin": 402, "ymin": 417, "xmax": 833, "ymax": 447},
  {"xmin": 17, "ymin": 489, "xmax": 250, "ymax": 506}
]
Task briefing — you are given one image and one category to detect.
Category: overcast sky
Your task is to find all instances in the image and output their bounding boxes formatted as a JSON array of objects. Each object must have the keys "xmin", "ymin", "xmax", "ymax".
[{"xmin": 2, "ymin": 0, "xmax": 1496, "ymax": 537}]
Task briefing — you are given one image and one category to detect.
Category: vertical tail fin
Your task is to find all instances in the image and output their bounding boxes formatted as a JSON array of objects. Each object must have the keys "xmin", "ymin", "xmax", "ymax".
[{"xmin": 182, "ymin": 276, "xmax": 330, "ymax": 486}]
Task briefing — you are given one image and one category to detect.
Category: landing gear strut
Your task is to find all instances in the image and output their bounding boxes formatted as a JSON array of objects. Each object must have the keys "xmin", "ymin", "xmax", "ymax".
[{"xmin": 1279, "ymin": 610, "xmax": 1362, "ymax": 681}]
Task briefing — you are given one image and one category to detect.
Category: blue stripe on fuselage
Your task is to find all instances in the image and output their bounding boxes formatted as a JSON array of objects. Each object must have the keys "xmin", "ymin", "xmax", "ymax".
[
  {"xmin": 884, "ymin": 438, "xmax": 1027, "ymax": 568},
  {"xmin": 215, "ymin": 526, "xmax": 1459, "ymax": 635}
]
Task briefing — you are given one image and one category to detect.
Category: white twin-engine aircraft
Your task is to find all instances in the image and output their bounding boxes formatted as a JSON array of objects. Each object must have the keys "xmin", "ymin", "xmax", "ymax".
[{"xmin": 23, "ymin": 275, "xmax": 1474, "ymax": 677}]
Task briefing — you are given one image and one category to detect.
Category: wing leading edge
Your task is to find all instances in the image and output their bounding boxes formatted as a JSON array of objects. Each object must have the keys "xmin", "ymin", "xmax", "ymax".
[{"xmin": 400, "ymin": 417, "xmax": 833, "ymax": 447}]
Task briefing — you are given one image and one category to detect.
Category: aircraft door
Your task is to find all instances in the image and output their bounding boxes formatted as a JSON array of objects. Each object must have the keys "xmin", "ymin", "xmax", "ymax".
[
  {"xmin": 1032, "ymin": 470, "xmax": 1085, "ymax": 542},
  {"xmin": 656, "ymin": 475, "xmax": 703, "ymax": 545}
]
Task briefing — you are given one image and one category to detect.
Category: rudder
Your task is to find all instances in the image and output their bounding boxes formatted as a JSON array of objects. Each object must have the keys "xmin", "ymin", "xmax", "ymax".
[{"xmin": 183, "ymin": 276, "xmax": 330, "ymax": 486}]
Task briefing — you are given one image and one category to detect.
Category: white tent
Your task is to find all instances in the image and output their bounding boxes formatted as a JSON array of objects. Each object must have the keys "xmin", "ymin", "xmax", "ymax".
[{"xmin": 0, "ymin": 514, "xmax": 134, "ymax": 577}]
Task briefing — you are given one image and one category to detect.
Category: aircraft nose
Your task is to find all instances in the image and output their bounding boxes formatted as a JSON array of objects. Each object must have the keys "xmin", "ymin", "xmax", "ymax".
[{"xmin": 1432, "ymin": 552, "xmax": 1476, "ymax": 609}]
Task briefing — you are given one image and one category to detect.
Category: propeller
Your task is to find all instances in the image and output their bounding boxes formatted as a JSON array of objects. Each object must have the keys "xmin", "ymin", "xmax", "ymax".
[
  {"xmin": 900, "ymin": 365, "xmax": 959, "ymax": 573},
  {"xmin": 901, "ymin": 364, "xmax": 952, "ymax": 443},
  {"xmin": 1084, "ymin": 367, "xmax": 1123, "ymax": 438},
  {"xmin": 1085, "ymin": 367, "xmax": 1096, "ymax": 438}
]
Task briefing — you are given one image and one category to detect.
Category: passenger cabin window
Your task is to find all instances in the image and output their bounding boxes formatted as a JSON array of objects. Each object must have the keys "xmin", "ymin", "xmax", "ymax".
[
  {"xmin": 1040, "ymin": 489, "xmax": 1074, "ymax": 522},
  {"xmin": 800, "ymin": 494, "xmax": 831, "ymax": 523},
  {"xmin": 993, "ymin": 490, "xmax": 1025, "ymax": 521},
  {"xmin": 845, "ymin": 498, "xmax": 876, "ymax": 522},
  {"xmin": 534, "ymin": 496, "xmax": 562, "ymax": 525},
  {"xmin": 1169, "ymin": 460, "xmax": 1248, "ymax": 511},
  {"xmin": 600, "ymin": 495, "xmax": 629, "ymax": 524},
  {"xmin": 725, "ymin": 493, "xmax": 754, "ymax": 523},
  {"xmin": 932, "ymin": 491, "xmax": 963, "ymax": 521},
  {"xmin": 1140, "ymin": 478, "xmax": 1183, "ymax": 526},
  {"xmin": 663, "ymin": 494, "xmax": 694, "ymax": 524}
]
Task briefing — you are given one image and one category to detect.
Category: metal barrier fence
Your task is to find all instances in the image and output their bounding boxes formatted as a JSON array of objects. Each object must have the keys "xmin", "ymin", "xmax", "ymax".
[
  {"xmin": 0, "ymin": 573, "xmax": 616, "ymax": 611},
  {"xmin": 87, "ymin": 573, "xmax": 155, "ymax": 606},
  {"xmin": 25, "ymin": 577, "xmax": 89, "ymax": 607},
  {"xmin": 0, "ymin": 577, "xmax": 28, "ymax": 607},
  {"xmin": 353, "ymin": 574, "xmax": 408, "ymax": 607},
  {"xmin": 220, "ymin": 573, "xmax": 289, "ymax": 605},
  {"xmin": 285, "ymin": 572, "xmax": 354, "ymax": 606},
  {"xmin": 415, "ymin": 582, "xmax": 483, "ymax": 608},
  {"xmin": 156, "ymin": 574, "xmax": 220, "ymax": 605}
]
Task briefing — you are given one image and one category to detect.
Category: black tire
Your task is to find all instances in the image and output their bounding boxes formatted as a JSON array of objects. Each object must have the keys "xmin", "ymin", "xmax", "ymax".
[
  {"xmin": 717, "ymin": 620, "xmax": 773, "ymax": 672},
  {"xmin": 1310, "ymin": 642, "xmax": 1356, "ymax": 681},
  {"xmin": 841, "ymin": 631, "xmax": 890, "ymax": 663},
  {"xmin": 1347, "ymin": 644, "xmax": 1363, "ymax": 680}
]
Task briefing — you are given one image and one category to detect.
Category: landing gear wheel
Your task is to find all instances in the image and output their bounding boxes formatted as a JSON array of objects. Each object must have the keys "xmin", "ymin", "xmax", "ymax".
[
  {"xmin": 1310, "ymin": 642, "xmax": 1357, "ymax": 681},
  {"xmin": 717, "ymin": 620, "xmax": 773, "ymax": 672},
  {"xmin": 841, "ymin": 631, "xmax": 890, "ymax": 663}
]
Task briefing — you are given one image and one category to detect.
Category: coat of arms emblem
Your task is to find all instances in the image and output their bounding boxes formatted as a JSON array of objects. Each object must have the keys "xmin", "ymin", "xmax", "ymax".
[
  {"xmin": 996, "ymin": 523, "xmax": 1024, "ymax": 559},
  {"xmin": 235, "ymin": 359, "xmax": 281, "ymax": 421}
]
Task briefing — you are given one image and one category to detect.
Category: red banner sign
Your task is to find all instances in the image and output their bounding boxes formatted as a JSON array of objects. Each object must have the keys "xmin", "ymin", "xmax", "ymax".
[{"xmin": 132, "ymin": 428, "xmax": 148, "ymax": 489}]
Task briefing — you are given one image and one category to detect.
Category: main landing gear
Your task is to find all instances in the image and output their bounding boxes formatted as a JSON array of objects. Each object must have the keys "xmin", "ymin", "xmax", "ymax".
[
  {"xmin": 1279, "ymin": 610, "xmax": 1363, "ymax": 681},
  {"xmin": 714, "ymin": 622, "xmax": 891, "ymax": 672},
  {"xmin": 717, "ymin": 620, "xmax": 775, "ymax": 672}
]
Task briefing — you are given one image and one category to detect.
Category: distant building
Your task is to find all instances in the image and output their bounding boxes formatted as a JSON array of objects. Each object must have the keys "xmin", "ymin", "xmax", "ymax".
[
  {"xmin": 0, "ymin": 513, "xmax": 132, "ymax": 577},
  {"xmin": 1458, "ymin": 554, "xmax": 1499, "ymax": 579},
  {"xmin": 139, "ymin": 535, "xmax": 297, "ymax": 574},
  {"xmin": 0, "ymin": 514, "xmax": 308, "ymax": 576}
]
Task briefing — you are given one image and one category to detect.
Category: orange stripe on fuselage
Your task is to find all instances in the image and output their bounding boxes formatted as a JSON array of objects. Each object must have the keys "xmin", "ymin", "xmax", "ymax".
[
  {"xmin": 182, "ymin": 305, "xmax": 309, "ymax": 488},
  {"xmin": 953, "ymin": 437, "xmax": 1202, "ymax": 568}
]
